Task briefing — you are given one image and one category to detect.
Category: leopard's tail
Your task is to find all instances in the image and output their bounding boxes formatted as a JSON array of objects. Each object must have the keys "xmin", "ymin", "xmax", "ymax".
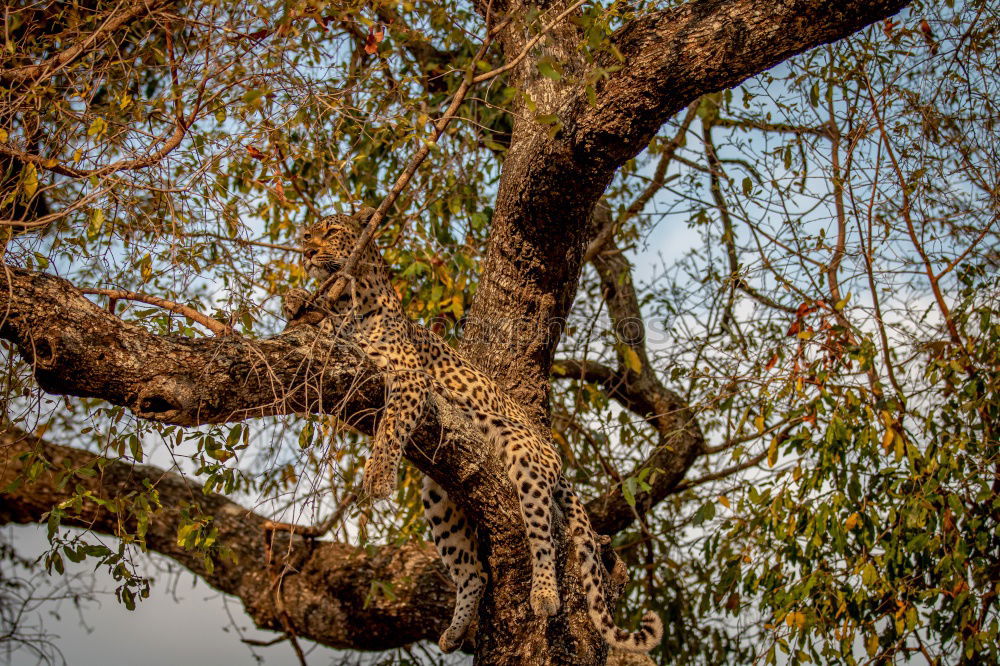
[{"xmin": 555, "ymin": 478, "xmax": 663, "ymax": 653}]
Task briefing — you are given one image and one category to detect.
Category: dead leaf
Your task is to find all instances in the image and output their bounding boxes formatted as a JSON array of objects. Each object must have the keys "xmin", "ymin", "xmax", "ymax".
[
  {"xmin": 795, "ymin": 301, "xmax": 818, "ymax": 319},
  {"xmin": 364, "ymin": 24, "xmax": 385, "ymax": 54},
  {"xmin": 920, "ymin": 19, "xmax": 939, "ymax": 55},
  {"xmin": 247, "ymin": 145, "xmax": 268, "ymax": 160}
]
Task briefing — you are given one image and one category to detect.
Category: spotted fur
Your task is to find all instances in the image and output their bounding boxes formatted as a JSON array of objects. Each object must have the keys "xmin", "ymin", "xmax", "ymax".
[{"xmin": 285, "ymin": 208, "xmax": 662, "ymax": 653}]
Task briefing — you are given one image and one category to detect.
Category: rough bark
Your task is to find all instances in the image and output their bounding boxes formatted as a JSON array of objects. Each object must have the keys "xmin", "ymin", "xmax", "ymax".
[{"xmin": 462, "ymin": 0, "xmax": 911, "ymax": 412}]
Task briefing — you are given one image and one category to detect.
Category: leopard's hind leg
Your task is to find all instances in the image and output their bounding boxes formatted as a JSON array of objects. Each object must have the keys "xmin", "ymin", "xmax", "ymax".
[
  {"xmin": 423, "ymin": 476, "xmax": 486, "ymax": 653},
  {"xmin": 496, "ymin": 422, "xmax": 562, "ymax": 618}
]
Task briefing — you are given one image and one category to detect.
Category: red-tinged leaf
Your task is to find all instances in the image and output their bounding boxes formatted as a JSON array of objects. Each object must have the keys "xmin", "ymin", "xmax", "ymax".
[
  {"xmin": 794, "ymin": 301, "xmax": 819, "ymax": 319},
  {"xmin": 882, "ymin": 18, "xmax": 897, "ymax": 38},
  {"xmin": 246, "ymin": 145, "xmax": 268, "ymax": 160},
  {"xmin": 787, "ymin": 320, "xmax": 801, "ymax": 337},
  {"xmin": 273, "ymin": 179, "xmax": 286, "ymax": 203},
  {"xmin": 364, "ymin": 24, "xmax": 384, "ymax": 55},
  {"xmin": 765, "ymin": 353, "xmax": 779, "ymax": 371},
  {"xmin": 919, "ymin": 19, "xmax": 939, "ymax": 55},
  {"xmin": 247, "ymin": 28, "xmax": 271, "ymax": 41}
]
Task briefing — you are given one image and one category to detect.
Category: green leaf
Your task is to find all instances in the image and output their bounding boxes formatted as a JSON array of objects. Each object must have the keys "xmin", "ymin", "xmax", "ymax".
[
  {"xmin": 298, "ymin": 421, "xmax": 314, "ymax": 449},
  {"xmin": 128, "ymin": 434, "xmax": 143, "ymax": 461},
  {"xmin": 622, "ymin": 477, "xmax": 637, "ymax": 508},
  {"xmin": 537, "ymin": 60, "xmax": 562, "ymax": 82}
]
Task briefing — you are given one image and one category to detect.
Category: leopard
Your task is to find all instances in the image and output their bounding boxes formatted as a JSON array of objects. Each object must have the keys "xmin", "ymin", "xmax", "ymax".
[{"xmin": 283, "ymin": 207, "xmax": 663, "ymax": 653}]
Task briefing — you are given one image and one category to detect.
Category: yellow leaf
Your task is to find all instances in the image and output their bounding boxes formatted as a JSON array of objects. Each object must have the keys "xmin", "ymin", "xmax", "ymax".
[
  {"xmin": 623, "ymin": 346, "xmax": 642, "ymax": 373},
  {"xmin": 42, "ymin": 157, "xmax": 58, "ymax": 168},
  {"xmin": 73, "ymin": 148, "xmax": 82, "ymax": 163},
  {"xmin": 718, "ymin": 495, "xmax": 730, "ymax": 509},
  {"xmin": 21, "ymin": 164, "xmax": 37, "ymax": 198},
  {"xmin": 866, "ymin": 633, "xmax": 879, "ymax": 657},
  {"xmin": 845, "ymin": 512, "xmax": 860, "ymax": 530},
  {"xmin": 87, "ymin": 117, "xmax": 107, "ymax": 138},
  {"xmin": 754, "ymin": 415, "xmax": 766, "ymax": 435},
  {"xmin": 881, "ymin": 428, "xmax": 894, "ymax": 452},
  {"xmin": 88, "ymin": 209, "xmax": 105, "ymax": 236},
  {"xmin": 797, "ymin": 330, "xmax": 813, "ymax": 340},
  {"xmin": 768, "ymin": 436, "xmax": 779, "ymax": 467},
  {"xmin": 0, "ymin": 128, "xmax": 7, "ymax": 142},
  {"xmin": 784, "ymin": 611, "xmax": 806, "ymax": 629}
]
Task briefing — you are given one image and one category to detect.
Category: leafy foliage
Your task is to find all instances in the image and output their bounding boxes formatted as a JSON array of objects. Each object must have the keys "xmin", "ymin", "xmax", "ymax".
[{"xmin": 1, "ymin": 0, "xmax": 998, "ymax": 664}]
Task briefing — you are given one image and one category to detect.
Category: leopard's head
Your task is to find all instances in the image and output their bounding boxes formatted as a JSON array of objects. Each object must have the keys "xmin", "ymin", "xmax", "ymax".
[{"xmin": 299, "ymin": 207, "xmax": 374, "ymax": 280}]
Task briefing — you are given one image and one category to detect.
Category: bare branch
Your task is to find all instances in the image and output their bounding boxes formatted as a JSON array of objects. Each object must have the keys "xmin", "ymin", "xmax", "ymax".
[{"xmin": 81, "ymin": 288, "xmax": 234, "ymax": 336}]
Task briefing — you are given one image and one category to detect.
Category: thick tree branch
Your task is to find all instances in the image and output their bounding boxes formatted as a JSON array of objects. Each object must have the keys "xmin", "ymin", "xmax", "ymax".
[
  {"xmin": 0, "ymin": 427, "xmax": 453, "ymax": 650},
  {"xmin": 548, "ymin": 207, "xmax": 705, "ymax": 536},
  {"xmin": 577, "ymin": 0, "xmax": 911, "ymax": 175},
  {"xmin": 461, "ymin": 0, "xmax": 910, "ymax": 414}
]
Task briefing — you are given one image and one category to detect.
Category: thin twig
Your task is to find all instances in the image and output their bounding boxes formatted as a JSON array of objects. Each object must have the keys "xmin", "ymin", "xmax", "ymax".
[
  {"xmin": 81, "ymin": 288, "xmax": 234, "ymax": 336},
  {"xmin": 862, "ymin": 73, "xmax": 962, "ymax": 347},
  {"xmin": 261, "ymin": 492, "xmax": 357, "ymax": 538},
  {"xmin": 0, "ymin": 0, "xmax": 170, "ymax": 83}
]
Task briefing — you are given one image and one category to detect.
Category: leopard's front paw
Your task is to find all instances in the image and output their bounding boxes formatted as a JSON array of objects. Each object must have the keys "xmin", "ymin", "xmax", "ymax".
[
  {"xmin": 438, "ymin": 626, "xmax": 465, "ymax": 654},
  {"xmin": 362, "ymin": 458, "xmax": 395, "ymax": 499},
  {"xmin": 282, "ymin": 287, "xmax": 312, "ymax": 321}
]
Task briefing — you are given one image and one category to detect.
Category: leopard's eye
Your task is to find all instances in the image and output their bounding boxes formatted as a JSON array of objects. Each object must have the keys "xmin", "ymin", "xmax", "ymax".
[{"xmin": 302, "ymin": 233, "xmax": 312, "ymax": 241}]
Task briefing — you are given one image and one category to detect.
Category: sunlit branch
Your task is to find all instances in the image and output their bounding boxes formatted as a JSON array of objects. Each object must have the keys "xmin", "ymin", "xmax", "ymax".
[{"xmin": 80, "ymin": 288, "xmax": 234, "ymax": 336}]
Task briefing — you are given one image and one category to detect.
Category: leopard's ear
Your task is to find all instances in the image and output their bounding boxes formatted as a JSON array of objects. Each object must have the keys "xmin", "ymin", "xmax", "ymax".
[{"xmin": 354, "ymin": 206, "xmax": 377, "ymax": 225}]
